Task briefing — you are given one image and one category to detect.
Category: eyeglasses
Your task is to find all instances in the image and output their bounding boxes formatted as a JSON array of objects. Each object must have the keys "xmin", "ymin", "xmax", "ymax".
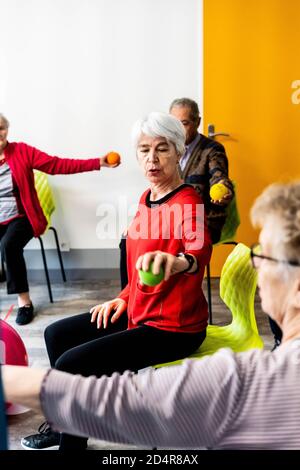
[{"xmin": 250, "ymin": 243, "xmax": 300, "ymax": 269}]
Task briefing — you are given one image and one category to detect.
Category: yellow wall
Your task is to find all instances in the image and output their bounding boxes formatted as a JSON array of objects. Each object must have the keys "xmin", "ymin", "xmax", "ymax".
[{"xmin": 204, "ymin": 0, "xmax": 300, "ymax": 275}]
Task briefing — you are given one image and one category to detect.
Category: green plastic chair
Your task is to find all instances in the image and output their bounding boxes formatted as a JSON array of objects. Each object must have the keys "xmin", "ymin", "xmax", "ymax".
[
  {"xmin": 34, "ymin": 171, "xmax": 66, "ymax": 302},
  {"xmin": 206, "ymin": 182, "xmax": 240, "ymax": 324},
  {"xmin": 218, "ymin": 184, "xmax": 240, "ymax": 245},
  {"xmin": 155, "ymin": 243, "xmax": 263, "ymax": 368},
  {"xmin": 34, "ymin": 171, "xmax": 56, "ymax": 228}
]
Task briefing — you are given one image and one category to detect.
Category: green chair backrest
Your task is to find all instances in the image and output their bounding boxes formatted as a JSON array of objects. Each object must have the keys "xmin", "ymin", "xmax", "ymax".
[
  {"xmin": 153, "ymin": 243, "xmax": 263, "ymax": 368},
  {"xmin": 220, "ymin": 243, "xmax": 259, "ymax": 335},
  {"xmin": 218, "ymin": 181, "xmax": 240, "ymax": 244},
  {"xmin": 34, "ymin": 171, "xmax": 55, "ymax": 228}
]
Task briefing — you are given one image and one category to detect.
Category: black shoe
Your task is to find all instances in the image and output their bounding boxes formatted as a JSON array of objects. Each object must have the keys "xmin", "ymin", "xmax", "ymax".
[
  {"xmin": 16, "ymin": 303, "xmax": 34, "ymax": 325},
  {"xmin": 21, "ymin": 422, "xmax": 60, "ymax": 450}
]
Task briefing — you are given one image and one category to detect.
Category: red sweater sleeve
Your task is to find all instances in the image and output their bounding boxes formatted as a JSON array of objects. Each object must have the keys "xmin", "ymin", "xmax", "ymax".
[
  {"xmin": 23, "ymin": 143, "xmax": 100, "ymax": 174},
  {"xmin": 118, "ymin": 283, "xmax": 130, "ymax": 303},
  {"xmin": 180, "ymin": 192, "xmax": 212, "ymax": 269}
]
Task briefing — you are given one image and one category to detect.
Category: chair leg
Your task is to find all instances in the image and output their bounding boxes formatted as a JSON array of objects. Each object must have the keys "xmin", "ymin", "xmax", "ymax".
[
  {"xmin": 49, "ymin": 227, "xmax": 67, "ymax": 282},
  {"xmin": 0, "ymin": 254, "xmax": 6, "ymax": 282},
  {"xmin": 38, "ymin": 236, "xmax": 53, "ymax": 303},
  {"xmin": 206, "ymin": 262, "xmax": 213, "ymax": 325}
]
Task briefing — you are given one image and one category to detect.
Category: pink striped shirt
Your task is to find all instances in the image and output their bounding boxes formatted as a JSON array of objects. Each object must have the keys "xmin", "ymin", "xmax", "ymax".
[{"xmin": 41, "ymin": 341, "xmax": 300, "ymax": 449}]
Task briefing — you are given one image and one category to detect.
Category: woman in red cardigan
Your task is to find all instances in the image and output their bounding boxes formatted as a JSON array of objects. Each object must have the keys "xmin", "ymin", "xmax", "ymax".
[
  {"xmin": 21, "ymin": 111, "xmax": 212, "ymax": 450},
  {"xmin": 0, "ymin": 113, "xmax": 119, "ymax": 325}
]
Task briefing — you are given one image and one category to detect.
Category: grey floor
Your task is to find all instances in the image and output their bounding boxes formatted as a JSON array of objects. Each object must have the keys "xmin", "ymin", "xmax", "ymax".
[{"xmin": 0, "ymin": 277, "xmax": 273, "ymax": 450}]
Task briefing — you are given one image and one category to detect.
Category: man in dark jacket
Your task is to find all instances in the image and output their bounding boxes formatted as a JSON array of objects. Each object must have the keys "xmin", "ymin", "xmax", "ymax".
[{"xmin": 170, "ymin": 98, "xmax": 233, "ymax": 244}]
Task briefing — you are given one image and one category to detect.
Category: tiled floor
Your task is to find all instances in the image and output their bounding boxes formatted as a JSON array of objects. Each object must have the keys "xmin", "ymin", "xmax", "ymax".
[{"xmin": 0, "ymin": 277, "xmax": 273, "ymax": 450}]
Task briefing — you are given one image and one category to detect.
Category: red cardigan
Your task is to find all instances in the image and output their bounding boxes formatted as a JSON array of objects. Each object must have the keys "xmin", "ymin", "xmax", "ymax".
[
  {"xmin": 4, "ymin": 142, "xmax": 100, "ymax": 236},
  {"xmin": 119, "ymin": 185, "xmax": 212, "ymax": 333}
]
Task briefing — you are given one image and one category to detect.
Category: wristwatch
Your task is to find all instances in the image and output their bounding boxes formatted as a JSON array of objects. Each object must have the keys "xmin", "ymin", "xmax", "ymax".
[{"xmin": 176, "ymin": 252, "xmax": 195, "ymax": 274}]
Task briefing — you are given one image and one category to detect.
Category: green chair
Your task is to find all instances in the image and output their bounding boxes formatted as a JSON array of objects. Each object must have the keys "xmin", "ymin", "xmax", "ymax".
[
  {"xmin": 34, "ymin": 171, "xmax": 66, "ymax": 302},
  {"xmin": 217, "ymin": 186, "xmax": 240, "ymax": 244},
  {"xmin": 155, "ymin": 243, "xmax": 263, "ymax": 368},
  {"xmin": 206, "ymin": 182, "xmax": 240, "ymax": 324},
  {"xmin": 34, "ymin": 170, "xmax": 56, "ymax": 228}
]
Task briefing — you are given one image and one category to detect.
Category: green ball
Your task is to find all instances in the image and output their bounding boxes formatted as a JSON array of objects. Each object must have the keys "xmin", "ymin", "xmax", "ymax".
[{"xmin": 138, "ymin": 261, "xmax": 164, "ymax": 286}]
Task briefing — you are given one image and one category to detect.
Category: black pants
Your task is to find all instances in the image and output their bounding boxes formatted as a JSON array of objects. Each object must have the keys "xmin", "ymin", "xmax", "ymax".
[
  {"xmin": 0, "ymin": 217, "xmax": 34, "ymax": 294},
  {"xmin": 45, "ymin": 312, "xmax": 206, "ymax": 450},
  {"xmin": 119, "ymin": 236, "xmax": 128, "ymax": 289}
]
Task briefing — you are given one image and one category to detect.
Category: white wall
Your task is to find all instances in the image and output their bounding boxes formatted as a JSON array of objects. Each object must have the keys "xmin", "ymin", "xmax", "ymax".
[{"xmin": 0, "ymin": 0, "xmax": 203, "ymax": 255}]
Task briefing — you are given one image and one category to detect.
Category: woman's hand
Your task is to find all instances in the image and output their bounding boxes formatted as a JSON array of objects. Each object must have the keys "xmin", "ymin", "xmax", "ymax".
[
  {"xmin": 90, "ymin": 298, "xmax": 127, "ymax": 329},
  {"xmin": 136, "ymin": 251, "xmax": 191, "ymax": 282},
  {"xmin": 99, "ymin": 155, "xmax": 121, "ymax": 168}
]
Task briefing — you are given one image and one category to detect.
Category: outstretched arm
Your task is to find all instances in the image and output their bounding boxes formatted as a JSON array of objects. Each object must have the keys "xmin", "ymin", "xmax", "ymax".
[
  {"xmin": 2, "ymin": 351, "xmax": 239, "ymax": 448},
  {"xmin": 24, "ymin": 143, "xmax": 120, "ymax": 174}
]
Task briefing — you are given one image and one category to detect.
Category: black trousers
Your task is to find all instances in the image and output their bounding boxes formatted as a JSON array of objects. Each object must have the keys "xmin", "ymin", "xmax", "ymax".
[
  {"xmin": 0, "ymin": 217, "xmax": 34, "ymax": 294},
  {"xmin": 45, "ymin": 312, "xmax": 206, "ymax": 450},
  {"xmin": 119, "ymin": 236, "xmax": 128, "ymax": 289}
]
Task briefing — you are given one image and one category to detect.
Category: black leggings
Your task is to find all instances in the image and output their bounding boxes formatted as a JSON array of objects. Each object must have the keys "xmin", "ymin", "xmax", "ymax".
[
  {"xmin": 0, "ymin": 217, "xmax": 34, "ymax": 294},
  {"xmin": 119, "ymin": 236, "xmax": 128, "ymax": 289},
  {"xmin": 45, "ymin": 312, "xmax": 206, "ymax": 450}
]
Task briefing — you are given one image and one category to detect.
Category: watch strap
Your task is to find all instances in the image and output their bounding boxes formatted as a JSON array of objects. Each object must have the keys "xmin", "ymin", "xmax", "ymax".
[{"xmin": 177, "ymin": 252, "xmax": 195, "ymax": 274}]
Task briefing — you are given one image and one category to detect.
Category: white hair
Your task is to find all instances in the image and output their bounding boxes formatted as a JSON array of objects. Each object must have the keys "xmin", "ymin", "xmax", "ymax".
[
  {"xmin": 251, "ymin": 181, "xmax": 300, "ymax": 280},
  {"xmin": 132, "ymin": 112, "xmax": 186, "ymax": 157},
  {"xmin": 0, "ymin": 113, "xmax": 9, "ymax": 128}
]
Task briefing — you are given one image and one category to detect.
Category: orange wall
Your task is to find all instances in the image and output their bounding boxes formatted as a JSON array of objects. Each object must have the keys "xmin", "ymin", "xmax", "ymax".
[{"xmin": 204, "ymin": 0, "xmax": 300, "ymax": 275}]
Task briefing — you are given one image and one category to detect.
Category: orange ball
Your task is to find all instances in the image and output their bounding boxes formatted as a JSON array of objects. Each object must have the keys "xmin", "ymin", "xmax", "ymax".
[{"xmin": 106, "ymin": 152, "xmax": 121, "ymax": 165}]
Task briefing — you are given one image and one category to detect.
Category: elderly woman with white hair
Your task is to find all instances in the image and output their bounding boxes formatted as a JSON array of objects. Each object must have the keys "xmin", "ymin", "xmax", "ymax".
[
  {"xmin": 19, "ymin": 112, "xmax": 211, "ymax": 450},
  {"xmin": 0, "ymin": 113, "xmax": 119, "ymax": 325},
  {"xmin": 4, "ymin": 180, "xmax": 300, "ymax": 449}
]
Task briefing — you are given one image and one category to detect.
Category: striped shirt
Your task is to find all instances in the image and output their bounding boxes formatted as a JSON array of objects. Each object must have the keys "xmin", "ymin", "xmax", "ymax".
[
  {"xmin": 0, "ymin": 161, "xmax": 23, "ymax": 224},
  {"xmin": 41, "ymin": 341, "xmax": 300, "ymax": 449}
]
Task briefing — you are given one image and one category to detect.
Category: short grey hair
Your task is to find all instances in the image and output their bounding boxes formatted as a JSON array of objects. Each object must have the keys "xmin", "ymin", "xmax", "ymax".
[
  {"xmin": 0, "ymin": 113, "xmax": 9, "ymax": 128},
  {"xmin": 251, "ymin": 181, "xmax": 300, "ymax": 269},
  {"xmin": 132, "ymin": 112, "xmax": 186, "ymax": 157},
  {"xmin": 169, "ymin": 98, "xmax": 200, "ymax": 122}
]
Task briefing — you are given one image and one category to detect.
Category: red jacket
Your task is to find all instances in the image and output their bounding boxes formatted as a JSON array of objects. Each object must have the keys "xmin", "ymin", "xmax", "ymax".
[
  {"xmin": 4, "ymin": 142, "xmax": 100, "ymax": 236},
  {"xmin": 119, "ymin": 185, "xmax": 212, "ymax": 333}
]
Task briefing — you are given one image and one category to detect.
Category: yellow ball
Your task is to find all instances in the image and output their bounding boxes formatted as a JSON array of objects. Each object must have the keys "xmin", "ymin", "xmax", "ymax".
[{"xmin": 210, "ymin": 183, "xmax": 229, "ymax": 201}]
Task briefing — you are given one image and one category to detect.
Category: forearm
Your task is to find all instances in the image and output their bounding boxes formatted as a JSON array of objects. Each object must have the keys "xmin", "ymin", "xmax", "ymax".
[
  {"xmin": 172, "ymin": 254, "xmax": 198, "ymax": 275},
  {"xmin": 2, "ymin": 356, "xmax": 231, "ymax": 448},
  {"xmin": 208, "ymin": 150, "xmax": 233, "ymax": 192},
  {"xmin": 29, "ymin": 145, "xmax": 100, "ymax": 174},
  {"xmin": 2, "ymin": 365, "xmax": 46, "ymax": 412},
  {"xmin": 39, "ymin": 359, "xmax": 224, "ymax": 448},
  {"xmin": 35, "ymin": 155, "xmax": 100, "ymax": 174}
]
